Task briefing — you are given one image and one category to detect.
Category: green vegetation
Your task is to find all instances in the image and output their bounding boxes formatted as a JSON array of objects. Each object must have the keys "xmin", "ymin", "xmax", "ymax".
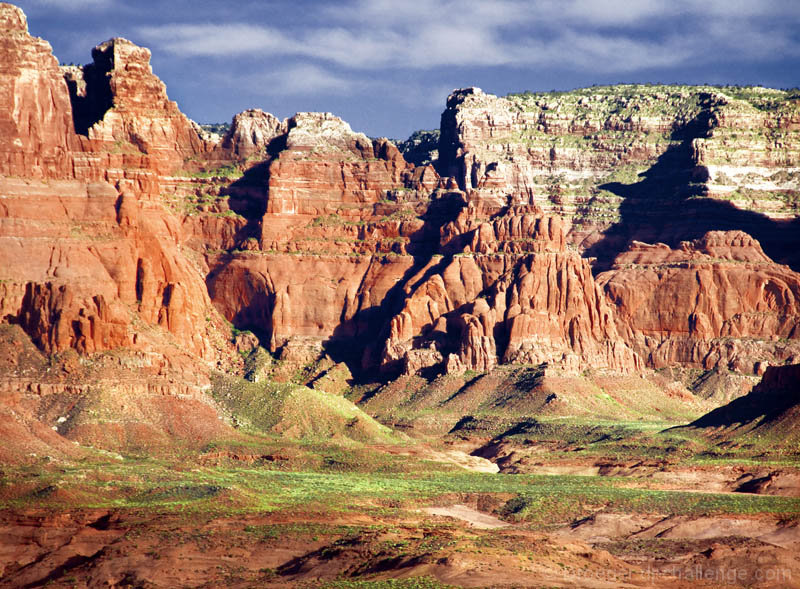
[
  {"xmin": 500, "ymin": 478, "xmax": 800, "ymax": 524},
  {"xmin": 506, "ymin": 84, "xmax": 709, "ymax": 123},
  {"xmin": 175, "ymin": 163, "xmax": 243, "ymax": 180},
  {"xmin": 211, "ymin": 373, "xmax": 297, "ymax": 431},
  {"xmin": 200, "ymin": 122, "xmax": 231, "ymax": 136},
  {"xmin": 396, "ymin": 129, "xmax": 440, "ymax": 167},
  {"xmin": 506, "ymin": 83, "xmax": 799, "ymax": 113},
  {"xmin": 718, "ymin": 85, "xmax": 800, "ymax": 111},
  {"xmin": 363, "ymin": 366, "xmax": 706, "ymax": 436},
  {"xmin": 310, "ymin": 214, "xmax": 367, "ymax": 228},
  {"xmin": 3, "ymin": 460, "xmax": 799, "ymax": 525},
  {"xmin": 105, "ymin": 139, "xmax": 141, "ymax": 155},
  {"xmin": 210, "ymin": 373, "xmax": 397, "ymax": 445},
  {"xmin": 162, "ymin": 188, "xmax": 246, "ymax": 218},
  {"xmin": 378, "ymin": 208, "xmax": 418, "ymax": 223},
  {"xmin": 313, "ymin": 579, "xmax": 455, "ymax": 589},
  {"xmin": 244, "ymin": 521, "xmax": 364, "ymax": 541}
]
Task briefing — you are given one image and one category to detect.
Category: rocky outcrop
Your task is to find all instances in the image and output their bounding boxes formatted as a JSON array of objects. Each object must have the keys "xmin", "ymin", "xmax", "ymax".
[
  {"xmin": 208, "ymin": 252, "xmax": 416, "ymax": 354},
  {"xmin": 18, "ymin": 283, "xmax": 130, "ymax": 354},
  {"xmin": 0, "ymin": 3, "xmax": 74, "ymax": 178},
  {"xmin": 2, "ymin": 0, "xmax": 800, "ymax": 405},
  {"xmin": 265, "ymin": 112, "xmax": 416, "ymax": 217},
  {"xmin": 381, "ymin": 208, "xmax": 641, "ymax": 375},
  {"xmin": 203, "ymin": 112, "xmax": 446, "ymax": 362},
  {"xmin": 0, "ymin": 7, "xmax": 228, "ymax": 370},
  {"xmin": 697, "ymin": 91, "xmax": 800, "ymax": 219},
  {"xmin": 438, "ymin": 86, "xmax": 800, "ymax": 262},
  {"xmin": 687, "ymin": 364, "xmax": 800, "ymax": 447},
  {"xmin": 219, "ymin": 108, "xmax": 285, "ymax": 160},
  {"xmin": 0, "ymin": 178, "xmax": 219, "ymax": 360},
  {"xmin": 599, "ymin": 231, "xmax": 800, "ymax": 373},
  {"xmin": 753, "ymin": 364, "xmax": 800, "ymax": 393},
  {"xmin": 438, "ymin": 86, "xmax": 698, "ymax": 213},
  {"xmin": 68, "ymin": 37, "xmax": 211, "ymax": 174}
]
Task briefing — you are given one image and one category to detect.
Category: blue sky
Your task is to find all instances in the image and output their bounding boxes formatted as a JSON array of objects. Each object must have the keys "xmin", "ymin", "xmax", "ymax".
[{"xmin": 16, "ymin": 0, "xmax": 800, "ymax": 139}]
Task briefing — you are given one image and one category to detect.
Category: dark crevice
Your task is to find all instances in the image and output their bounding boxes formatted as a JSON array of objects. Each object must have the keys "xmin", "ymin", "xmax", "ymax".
[
  {"xmin": 134, "ymin": 259, "xmax": 144, "ymax": 304},
  {"xmin": 64, "ymin": 61, "xmax": 113, "ymax": 136}
]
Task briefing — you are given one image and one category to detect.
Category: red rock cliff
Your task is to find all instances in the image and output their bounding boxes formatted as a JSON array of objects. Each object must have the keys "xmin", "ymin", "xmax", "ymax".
[
  {"xmin": 2, "ymin": 0, "xmax": 800, "ymax": 396},
  {"xmin": 599, "ymin": 231, "xmax": 800, "ymax": 373},
  {"xmin": 69, "ymin": 37, "xmax": 211, "ymax": 174},
  {"xmin": 0, "ymin": 3, "xmax": 74, "ymax": 178}
]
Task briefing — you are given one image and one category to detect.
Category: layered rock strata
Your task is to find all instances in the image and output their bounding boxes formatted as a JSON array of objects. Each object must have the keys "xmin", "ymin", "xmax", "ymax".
[
  {"xmin": 1, "ymin": 0, "xmax": 799, "ymax": 403},
  {"xmin": 0, "ymin": 3, "xmax": 235, "ymax": 458},
  {"xmin": 381, "ymin": 207, "xmax": 641, "ymax": 375},
  {"xmin": 0, "ymin": 177, "xmax": 219, "ymax": 360},
  {"xmin": 0, "ymin": 3, "xmax": 74, "ymax": 178},
  {"xmin": 438, "ymin": 86, "xmax": 800, "ymax": 267},
  {"xmin": 216, "ymin": 108, "xmax": 285, "ymax": 160},
  {"xmin": 66, "ymin": 37, "xmax": 211, "ymax": 174},
  {"xmin": 599, "ymin": 231, "xmax": 800, "ymax": 373}
]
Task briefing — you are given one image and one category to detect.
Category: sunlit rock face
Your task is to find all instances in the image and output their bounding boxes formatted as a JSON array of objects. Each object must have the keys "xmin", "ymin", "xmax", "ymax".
[
  {"xmin": 0, "ymin": 3, "xmax": 74, "ymax": 178},
  {"xmin": 1, "ymin": 2, "xmax": 799, "ymax": 388}
]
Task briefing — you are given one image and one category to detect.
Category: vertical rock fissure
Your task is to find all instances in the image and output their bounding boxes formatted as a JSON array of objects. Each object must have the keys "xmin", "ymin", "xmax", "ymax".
[{"xmin": 63, "ymin": 57, "xmax": 112, "ymax": 136}]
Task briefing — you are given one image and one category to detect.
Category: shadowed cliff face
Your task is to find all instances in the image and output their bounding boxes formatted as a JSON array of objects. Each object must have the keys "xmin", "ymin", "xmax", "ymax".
[
  {"xmin": 591, "ymin": 177, "xmax": 800, "ymax": 273},
  {"xmin": 427, "ymin": 86, "xmax": 800, "ymax": 375},
  {"xmin": 202, "ymin": 112, "xmax": 455, "ymax": 377},
  {"xmin": 438, "ymin": 86, "xmax": 800, "ymax": 262},
  {"xmin": 585, "ymin": 113, "xmax": 800, "ymax": 273},
  {"xmin": 63, "ymin": 58, "xmax": 113, "ymax": 136},
  {"xmin": 681, "ymin": 364, "xmax": 800, "ymax": 447}
]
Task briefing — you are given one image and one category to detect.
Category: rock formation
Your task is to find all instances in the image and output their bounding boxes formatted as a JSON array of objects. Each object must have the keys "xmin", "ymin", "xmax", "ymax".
[
  {"xmin": 204, "ymin": 111, "xmax": 442, "ymax": 358},
  {"xmin": 66, "ymin": 37, "xmax": 211, "ymax": 174},
  {"xmin": 0, "ymin": 176, "xmax": 220, "ymax": 361},
  {"xmin": 599, "ymin": 231, "xmax": 800, "ymax": 373},
  {"xmin": 381, "ymin": 207, "xmax": 641, "ymax": 375},
  {"xmin": 218, "ymin": 108, "xmax": 285, "ymax": 160},
  {"xmin": 0, "ymin": 3, "xmax": 74, "ymax": 178},
  {"xmin": 1, "ymin": 0, "xmax": 799, "ymax": 448},
  {"xmin": 438, "ymin": 86, "xmax": 800, "ymax": 268},
  {"xmin": 687, "ymin": 364, "xmax": 800, "ymax": 447},
  {"xmin": 265, "ymin": 112, "xmax": 415, "ymax": 216},
  {"xmin": 0, "ymin": 4, "xmax": 238, "ymax": 455}
]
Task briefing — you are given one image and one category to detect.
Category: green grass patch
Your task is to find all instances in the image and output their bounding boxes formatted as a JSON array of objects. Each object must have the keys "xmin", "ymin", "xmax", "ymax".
[
  {"xmin": 176, "ymin": 164, "xmax": 244, "ymax": 179},
  {"xmin": 4, "ymin": 461, "xmax": 799, "ymax": 525}
]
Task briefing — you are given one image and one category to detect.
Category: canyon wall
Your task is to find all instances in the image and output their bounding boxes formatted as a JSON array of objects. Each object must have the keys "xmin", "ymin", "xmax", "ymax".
[
  {"xmin": 438, "ymin": 86, "xmax": 800, "ymax": 268},
  {"xmin": 2, "ymin": 1, "xmax": 799, "ymax": 405},
  {"xmin": 0, "ymin": 4, "xmax": 73, "ymax": 178}
]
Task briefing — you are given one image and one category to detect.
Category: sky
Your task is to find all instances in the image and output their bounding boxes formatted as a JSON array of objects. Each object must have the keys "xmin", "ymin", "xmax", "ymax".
[{"xmin": 15, "ymin": 0, "xmax": 800, "ymax": 139}]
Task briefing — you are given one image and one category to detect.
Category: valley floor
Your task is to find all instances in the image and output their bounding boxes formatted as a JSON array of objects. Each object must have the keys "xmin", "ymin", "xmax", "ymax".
[{"xmin": 1, "ymin": 419, "xmax": 799, "ymax": 589}]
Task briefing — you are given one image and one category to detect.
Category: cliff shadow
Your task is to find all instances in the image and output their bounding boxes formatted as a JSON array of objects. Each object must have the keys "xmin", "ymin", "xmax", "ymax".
[
  {"xmin": 203, "ymin": 160, "xmax": 271, "ymax": 343},
  {"xmin": 64, "ymin": 43, "xmax": 121, "ymax": 136},
  {"xmin": 326, "ymin": 191, "xmax": 469, "ymax": 381},
  {"xmin": 221, "ymin": 159, "xmax": 271, "ymax": 245},
  {"xmin": 65, "ymin": 64, "xmax": 113, "ymax": 136},
  {"xmin": 584, "ymin": 131, "xmax": 800, "ymax": 273}
]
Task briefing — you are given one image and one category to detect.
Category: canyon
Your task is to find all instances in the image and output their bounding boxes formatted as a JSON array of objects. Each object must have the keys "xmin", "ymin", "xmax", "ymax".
[
  {"xmin": 0, "ymin": 3, "xmax": 799, "ymax": 588},
  {"xmin": 3, "ymin": 4, "xmax": 800, "ymax": 393}
]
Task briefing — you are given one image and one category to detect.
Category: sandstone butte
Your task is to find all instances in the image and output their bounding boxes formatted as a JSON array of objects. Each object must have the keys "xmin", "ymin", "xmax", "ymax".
[{"xmin": 0, "ymin": 2, "xmax": 799, "ymax": 453}]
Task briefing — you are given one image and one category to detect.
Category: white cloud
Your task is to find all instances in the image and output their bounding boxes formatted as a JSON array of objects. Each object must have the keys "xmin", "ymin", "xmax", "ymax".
[
  {"xmin": 257, "ymin": 64, "xmax": 356, "ymax": 96},
  {"xmin": 134, "ymin": 0, "xmax": 800, "ymax": 86},
  {"xmin": 136, "ymin": 23, "xmax": 293, "ymax": 57},
  {"xmin": 545, "ymin": 32, "xmax": 697, "ymax": 72}
]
